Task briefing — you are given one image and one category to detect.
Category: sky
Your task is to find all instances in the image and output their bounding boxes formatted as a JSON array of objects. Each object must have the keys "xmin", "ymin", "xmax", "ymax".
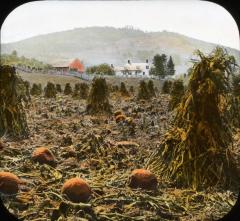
[{"xmin": 1, "ymin": 0, "xmax": 239, "ymax": 50}]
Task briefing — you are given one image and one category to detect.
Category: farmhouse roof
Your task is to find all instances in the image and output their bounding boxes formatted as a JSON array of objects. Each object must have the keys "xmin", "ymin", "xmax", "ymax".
[{"xmin": 69, "ymin": 58, "xmax": 84, "ymax": 72}]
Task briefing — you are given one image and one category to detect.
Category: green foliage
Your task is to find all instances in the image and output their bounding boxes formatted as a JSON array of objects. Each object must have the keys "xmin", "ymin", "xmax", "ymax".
[
  {"xmin": 0, "ymin": 65, "xmax": 29, "ymax": 138},
  {"xmin": 64, "ymin": 83, "xmax": 72, "ymax": 95},
  {"xmin": 86, "ymin": 63, "xmax": 115, "ymax": 75},
  {"xmin": 1, "ymin": 51, "xmax": 51, "ymax": 70},
  {"xmin": 148, "ymin": 47, "xmax": 238, "ymax": 190},
  {"xmin": 44, "ymin": 82, "xmax": 57, "ymax": 98},
  {"xmin": 86, "ymin": 77, "xmax": 112, "ymax": 114},
  {"xmin": 150, "ymin": 54, "xmax": 175, "ymax": 78},
  {"xmin": 30, "ymin": 83, "xmax": 42, "ymax": 96},
  {"xmin": 147, "ymin": 80, "xmax": 156, "ymax": 97},
  {"xmin": 161, "ymin": 80, "xmax": 173, "ymax": 94},
  {"xmin": 168, "ymin": 79, "xmax": 185, "ymax": 110},
  {"xmin": 167, "ymin": 56, "xmax": 175, "ymax": 75},
  {"xmin": 120, "ymin": 82, "xmax": 129, "ymax": 96},
  {"xmin": 151, "ymin": 54, "xmax": 166, "ymax": 78},
  {"xmin": 137, "ymin": 80, "xmax": 150, "ymax": 100}
]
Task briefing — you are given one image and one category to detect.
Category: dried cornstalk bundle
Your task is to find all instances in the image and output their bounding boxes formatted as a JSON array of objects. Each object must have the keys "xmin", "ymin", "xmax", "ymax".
[
  {"xmin": 227, "ymin": 96, "xmax": 240, "ymax": 128},
  {"xmin": 137, "ymin": 80, "xmax": 150, "ymax": 100},
  {"xmin": 86, "ymin": 77, "xmax": 112, "ymax": 114},
  {"xmin": 232, "ymin": 73, "xmax": 240, "ymax": 96},
  {"xmin": 162, "ymin": 80, "xmax": 173, "ymax": 94},
  {"xmin": 44, "ymin": 82, "xmax": 57, "ymax": 98},
  {"xmin": 147, "ymin": 80, "xmax": 156, "ymax": 97},
  {"xmin": 72, "ymin": 83, "xmax": 81, "ymax": 98},
  {"xmin": 0, "ymin": 65, "xmax": 29, "ymax": 138},
  {"xmin": 30, "ymin": 83, "xmax": 42, "ymax": 96},
  {"xmin": 79, "ymin": 82, "xmax": 89, "ymax": 99},
  {"xmin": 64, "ymin": 83, "xmax": 72, "ymax": 95},
  {"xmin": 168, "ymin": 79, "xmax": 184, "ymax": 110},
  {"xmin": 56, "ymin": 84, "xmax": 62, "ymax": 93},
  {"xmin": 120, "ymin": 82, "xmax": 129, "ymax": 96},
  {"xmin": 147, "ymin": 47, "xmax": 239, "ymax": 190},
  {"xmin": 23, "ymin": 80, "xmax": 31, "ymax": 102}
]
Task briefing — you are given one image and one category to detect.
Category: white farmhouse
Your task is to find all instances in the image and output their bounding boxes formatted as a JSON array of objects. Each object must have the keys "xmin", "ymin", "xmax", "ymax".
[{"xmin": 114, "ymin": 59, "xmax": 151, "ymax": 78}]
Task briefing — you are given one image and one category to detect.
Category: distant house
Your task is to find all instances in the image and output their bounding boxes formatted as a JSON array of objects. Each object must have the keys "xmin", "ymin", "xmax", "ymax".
[
  {"xmin": 114, "ymin": 59, "xmax": 151, "ymax": 78},
  {"xmin": 52, "ymin": 58, "xmax": 84, "ymax": 74},
  {"xmin": 52, "ymin": 62, "xmax": 69, "ymax": 73}
]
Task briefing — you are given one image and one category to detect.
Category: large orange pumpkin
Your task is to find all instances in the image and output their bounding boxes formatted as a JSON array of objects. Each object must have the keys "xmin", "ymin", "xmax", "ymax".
[
  {"xmin": 0, "ymin": 172, "xmax": 22, "ymax": 194},
  {"xmin": 62, "ymin": 178, "xmax": 91, "ymax": 203}
]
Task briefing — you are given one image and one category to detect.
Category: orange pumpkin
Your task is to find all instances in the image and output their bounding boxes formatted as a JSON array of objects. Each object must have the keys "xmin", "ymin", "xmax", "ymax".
[
  {"xmin": 62, "ymin": 178, "xmax": 91, "ymax": 203},
  {"xmin": 129, "ymin": 169, "xmax": 157, "ymax": 190},
  {"xmin": 115, "ymin": 114, "xmax": 126, "ymax": 123},
  {"xmin": 114, "ymin": 110, "xmax": 123, "ymax": 117},
  {"xmin": 0, "ymin": 172, "xmax": 22, "ymax": 194},
  {"xmin": 32, "ymin": 147, "xmax": 56, "ymax": 166}
]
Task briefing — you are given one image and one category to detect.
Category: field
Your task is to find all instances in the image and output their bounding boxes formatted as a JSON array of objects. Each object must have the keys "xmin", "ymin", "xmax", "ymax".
[{"xmin": 1, "ymin": 72, "xmax": 239, "ymax": 221}]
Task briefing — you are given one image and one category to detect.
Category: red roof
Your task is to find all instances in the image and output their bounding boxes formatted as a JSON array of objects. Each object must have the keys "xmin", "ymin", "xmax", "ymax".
[{"xmin": 69, "ymin": 59, "xmax": 84, "ymax": 73}]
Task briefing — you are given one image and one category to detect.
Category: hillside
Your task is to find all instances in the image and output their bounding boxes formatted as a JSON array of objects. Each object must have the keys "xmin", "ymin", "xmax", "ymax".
[{"xmin": 1, "ymin": 26, "xmax": 240, "ymax": 74}]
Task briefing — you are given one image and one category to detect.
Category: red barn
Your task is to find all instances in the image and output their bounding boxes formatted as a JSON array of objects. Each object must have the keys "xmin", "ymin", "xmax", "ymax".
[{"xmin": 69, "ymin": 59, "xmax": 84, "ymax": 73}]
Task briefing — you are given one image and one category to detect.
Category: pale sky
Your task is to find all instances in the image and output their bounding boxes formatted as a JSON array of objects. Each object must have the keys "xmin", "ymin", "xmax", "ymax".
[{"xmin": 1, "ymin": 0, "xmax": 239, "ymax": 50}]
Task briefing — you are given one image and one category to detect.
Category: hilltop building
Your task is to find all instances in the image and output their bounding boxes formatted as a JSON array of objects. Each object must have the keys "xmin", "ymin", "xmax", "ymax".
[{"xmin": 114, "ymin": 59, "xmax": 151, "ymax": 78}]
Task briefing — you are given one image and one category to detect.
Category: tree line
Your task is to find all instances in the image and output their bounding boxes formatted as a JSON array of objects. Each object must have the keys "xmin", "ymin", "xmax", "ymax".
[{"xmin": 149, "ymin": 54, "xmax": 175, "ymax": 78}]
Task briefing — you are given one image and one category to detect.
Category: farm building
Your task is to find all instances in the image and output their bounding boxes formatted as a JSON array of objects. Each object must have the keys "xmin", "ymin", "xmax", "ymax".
[
  {"xmin": 114, "ymin": 59, "xmax": 151, "ymax": 78},
  {"xmin": 52, "ymin": 59, "xmax": 84, "ymax": 74}
]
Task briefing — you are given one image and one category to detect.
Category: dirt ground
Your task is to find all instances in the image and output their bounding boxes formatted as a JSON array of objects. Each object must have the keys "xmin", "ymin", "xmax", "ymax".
[{"xmin": 0, "ymin": 73, "xmax": 239, "ymax": 221}]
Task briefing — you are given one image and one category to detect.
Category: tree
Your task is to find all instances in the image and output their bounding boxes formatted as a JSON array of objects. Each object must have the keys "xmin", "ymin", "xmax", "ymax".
[
  {"xmin": 11, "ymin": 50, "xmax": 17, "ymax": 57},
  {"xmin": 166, "ymin": 56, "xmax": 175, "ymax": 76},
  {"xmin": 86, "ymin": 64, "xmax": 114, "ymax": 75},
  {"xmin": 151, "ymin": 53, "xmax": 168, "ymax": 78}
]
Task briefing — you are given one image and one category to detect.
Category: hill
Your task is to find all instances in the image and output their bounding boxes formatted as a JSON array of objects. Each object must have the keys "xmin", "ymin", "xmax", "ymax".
[{"xmin": 1, "ymin": 26, "xmax": 239, "ymax": 74}]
